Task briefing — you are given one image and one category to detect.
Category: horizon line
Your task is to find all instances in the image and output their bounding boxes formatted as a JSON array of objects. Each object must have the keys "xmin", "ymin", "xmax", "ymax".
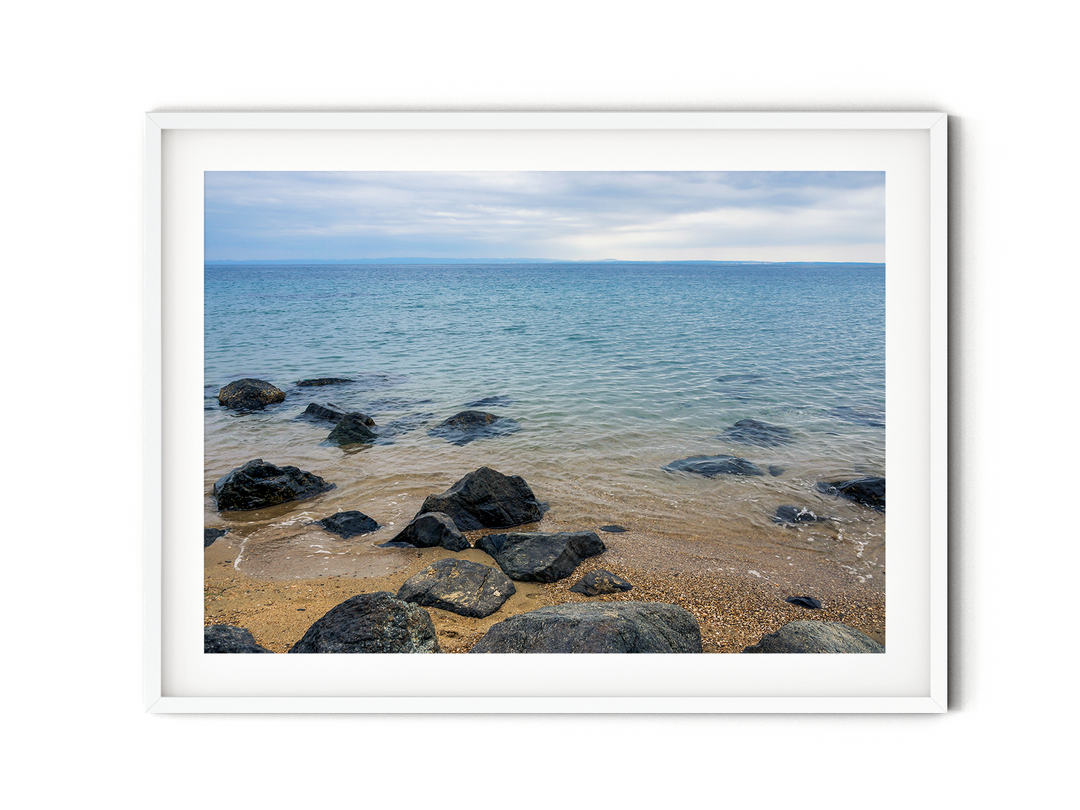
[{"xmin": 204, "ymin": 257, "xmax": 885, "ymax": 266}]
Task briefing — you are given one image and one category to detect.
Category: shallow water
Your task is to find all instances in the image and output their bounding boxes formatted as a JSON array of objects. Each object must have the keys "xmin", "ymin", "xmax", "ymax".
[{"xmin": 205, "ymin": 263, "xmax": 885, "ymax": 585}]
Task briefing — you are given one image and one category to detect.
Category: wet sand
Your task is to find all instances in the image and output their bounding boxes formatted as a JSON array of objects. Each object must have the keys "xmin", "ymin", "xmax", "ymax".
[{"xmin": 205, "ymin": 521, "xmax": 885, "ymax": 654}]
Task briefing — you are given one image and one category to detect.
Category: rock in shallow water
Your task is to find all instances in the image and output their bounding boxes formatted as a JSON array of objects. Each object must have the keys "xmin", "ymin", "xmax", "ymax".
[
  {"xmin": 212, "ymin": 459, "xmax": 335, "ymax": 512},
  {"xmin": 719, "ymin": 418, "xmax": 796, "ymax": 448},
  {"xmin": 418, "ymin": 466, "xmax": 544, "ymax": 531},
  {"xmin": 204, "ymin": 625, "xmax": 272, "ymax": 653},
  {"xmin": 476, "ymin": 531, "xmax": 605, "ymax": 583},
  {"xmin": 773, "ymin": 505, "xmax": 831, "ymax": 525},
  {"xmin": 470, "ymin": 602, "xmax": 702, "ymax": 653},
  {"xmin": 816, "ymin": 476, "xmax": 885, "ymax": 511},
  {"xmin": 296, "ymin": 377, "xmax": 355, "ymax": 387},
  {"xmin": 288, "ymin": 592, "xmax": 440, "ymax": 653},
  {"xmin": 317, "ymin": 510, "xmax": 380, "ymax": 538},
  {"xmin": 384, "ymin": 512, "xmax": 469, "ymax": 551},
  {"xmin": 204, "ymin": 527, "xmax": 228, "ymax": 547},
  {"xmin": 427, "ymin": 410, "xmax": 520, "ymax": 445},
  {"xmin": 664, "ymin": 455, "xmax": 765, "ymax": 477},
  {"xmin": 217, "ymin": 378, "xmax": 286, "ymax": 411},
  {"xmin": 326, "ymin": 412, "xmax": 378, "ymax": 445}
]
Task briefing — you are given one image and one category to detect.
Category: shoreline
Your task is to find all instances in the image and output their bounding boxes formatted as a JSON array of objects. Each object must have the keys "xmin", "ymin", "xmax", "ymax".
[{"xmin": 205, "ymin": 522, "xmax": 885, "ymax": 654}]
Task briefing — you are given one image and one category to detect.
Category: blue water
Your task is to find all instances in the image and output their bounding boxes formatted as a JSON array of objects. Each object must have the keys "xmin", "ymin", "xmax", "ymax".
[{"xmin": 205, "ymin": 263, "xmax": 885, "ymax": 582}]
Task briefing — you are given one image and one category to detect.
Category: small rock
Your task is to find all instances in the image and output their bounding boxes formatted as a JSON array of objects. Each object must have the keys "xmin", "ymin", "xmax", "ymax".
[
  {"xmin": 397, "ymin": 558, "xmax": 515, "ymax": 618},
  {"xmin": 785, "ymin": 595, "xmax": 823, "ymax": 609},
  {"xmin": 302, "ymin": 402, "xmax": 348, "ymax": 423},
  {"xmin": 318, "ymin": 511, "xmax": 380, "ymax": 538},
  {"xmin": 664, "ymin": 455, "xmax": 765, "ymax": 477},
  {"xmin": 774, "ymin": 505, "xmax": 830, "ymax": 525},
  {"xmin": 569, "ymin": 569, "xmax": 633, "ymax": 596},
  {"xmin": 816, "ymin": 477, "xmax": 885, "ymax": 511},
  {"xmin": 384, "ymin": 512, "xmax": 469, "ymax": 551},
  {"xmin": 599, "ymin": 524, "xmax": 628, "ymax": 533},
  {"xmin": 417, "ymin": 466, "xmax": 544, "ymax": 531},
  {"xmin": 213, "ymin": 459, "xmax": 335, "ymax": 512},
  {"xmin": 476, "ymin": 531, "xmax": 605, "ymax": 583},
  {"xmin": 742, "ymin": 620, "xmax": 883, "ymax": 653},
  {"xmin": 327, "ymin": 412, "xmax": 378, "ymax": 445},
  {"xmin": 296, "ymin": 377, "xmax": 355, "ymax": 387},
  {"xmin": 719, "ymin": 418, "xmax": 795, "ymax": 447},
  {"xmin": 204, "ymin": 527, "xmax": 228, "ymax": 547},
  {"xmin": 427, "ymin": 410, "xmax": 520, "ymax": 445}
]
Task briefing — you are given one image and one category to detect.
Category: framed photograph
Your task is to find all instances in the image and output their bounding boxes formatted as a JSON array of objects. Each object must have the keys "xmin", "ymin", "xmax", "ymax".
[{"xmin": 145, "ymin": 112, "xmax": 947, "ymax": 713}]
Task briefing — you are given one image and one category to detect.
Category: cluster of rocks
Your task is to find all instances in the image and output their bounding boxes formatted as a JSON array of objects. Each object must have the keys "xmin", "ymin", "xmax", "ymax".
[{"xmin": 664, "ymin": 417, "xmax": 886, "ymax": 519}]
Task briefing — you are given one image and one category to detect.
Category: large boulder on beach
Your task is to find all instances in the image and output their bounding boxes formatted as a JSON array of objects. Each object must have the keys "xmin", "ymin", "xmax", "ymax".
[
  {"xmin": 663, "ymin": 455, "xmax": 765, "ymax": 477},
  {"xmin": 204, "ymin": 625, "xmax": 272, "ymax": 653},
  {"xmin": 327, "ymin": 412, "xmax": 378, "ymax": 445},
  {"xmin": 418, "ymin": 467, "xmax": 543, "ymax": 531},
  {"xmin": 476, "ymin": 531, "xmax": 605, "ymax": 583},
  {"xmin": 470, "ymin": 602, "xmax": 703, "ymax": 653},
  {"xmin": 815, "ymin": 476, "xmax": 885, "ymax": 511},
  {"xmin": 719, "ymin": 418, "xmax": 796, "ymax": 447},
  {"xmin": 569, "ymin": 569, "xmax": 633, "ymax": 596},
  {"xmin": 288, "ymin": 592, "xmax": 440, "ymax": 654},
  {"xmin": 213, "ymin": 459, "xmax": 335, "ymax": 512},
  {"xmin": 384, "ymin": 512, "xmax": 469, "ymax": 551},
  {"xmin": 427, "ymin": 410, "xmax": 520, "ymax": 445},
  {"xmin": 742, "ymin": 620, "xmax": 883, "ymax": 653},
  {"xmin": 397, "ymin": 558, "xmax": 515, "ymax": 618},
  {"xmin": 218, "ymin": 378, "xmax": 286, "ymax": 410}
]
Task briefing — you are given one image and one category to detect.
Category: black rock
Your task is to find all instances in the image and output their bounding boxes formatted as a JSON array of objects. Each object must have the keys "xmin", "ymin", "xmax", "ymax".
[
  {"xmin": 288, "ymin": 592, "xmax": 440, "ymax": 654},
  {"xmin": 204, "ymin": 625, "xmax": 272, "ymax": 653},
  {"xmin": 374, "ymin": 412, "xmax": 435, "ymax": 443},
  {"xmin": 768, "ymin": 465, "xmax": 785, "ymax": 477},
  {"xmin": 599, "ymin": 525, "xmax": 628, "ymax": 533},
  {"xmin": 213, "ymin": 459, "xmax": 335, "ymax": 512},
  {"xmin": 396, "ymin": 558, "xmax": 515, "ymax": 618},
  {"xmin": 470, "ymin": 602, "xmax": 703, "ymax": 654},
  {"xmin": 327, "ymin": 412, "xmax": 378, "ymax": 445},
  {"xmin": 204, "ymin": 527, "xmax": 228, "ymax": 547},
  {"xmin": 719, "ymin": 418, "xmax": 796, "ymax": 448},
  {"xmin": 569, "ymin": 569, "xmax": 633, "ymax": 596},
  {"xmin": 417, "ymin": 467, "xmax": 544, "ymax": 531},
  {"xmin": 774, "ymin": 505, "xmax": 831, "ymax": 525},
  {"xmin": 816, "ymin": 476, "xmax": 886, "ymax": 511},
  {"xmin": 742, "ymin": 620, "xmax": 883, "ymax": 653},
  {"xmin": 464, "ymin": 395, "xmax": 514, "ymax": 408},
  {"xmin": 302, "ymin": 402, "xmax": 348, "ymax": 423},
  {"xmin": 217, "ymin": 378, "xmax": 286, "ymax": 411},
  {"xmin": 384, "ymin": 512, "xmax": 469, "ymax": 551},
  {"xmin": 476, "ymin": 531, "xmax": 605, "ymax": 583},
  {"xmin": 427, "ymin": 410, "xmax": 521, "ymax": 446},
  {"xmin": 663, "ymin": 455, "xmax": 765, "ymax": 477},
  {"xmin": 785, "ymin": 595, "xmax": 823, "ymax": 609},
  {"xmin": 318, "ymin": 511, "xmax": 380, "ymax": 538},
  {"xmin": 296, "ymin": 377, "xmax": 355, "ymax": 387}
]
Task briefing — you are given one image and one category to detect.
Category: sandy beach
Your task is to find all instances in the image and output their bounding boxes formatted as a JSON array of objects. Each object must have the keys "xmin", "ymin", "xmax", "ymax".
[{"xmin": 205, "ymin": 518, "xmax": 885, "ymax": 654}]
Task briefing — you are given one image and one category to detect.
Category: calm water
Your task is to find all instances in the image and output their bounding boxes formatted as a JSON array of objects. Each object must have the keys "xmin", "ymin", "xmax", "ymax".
[{"xmin": 205, "ymin": 263, "xmax": 885, "ymax": 583}]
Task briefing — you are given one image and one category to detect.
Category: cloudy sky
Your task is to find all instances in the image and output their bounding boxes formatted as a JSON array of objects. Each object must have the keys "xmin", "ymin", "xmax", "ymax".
[{"xmin": 204, "ymin": 171, "xmax": 885, "ymax": 262}]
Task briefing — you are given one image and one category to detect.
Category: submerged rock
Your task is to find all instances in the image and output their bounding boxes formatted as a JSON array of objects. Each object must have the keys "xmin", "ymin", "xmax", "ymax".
[
  {"xmin": 288, "ymin": 592, "xmax": 440, "ymax": 654},
  {"xmin": 296, "ymin": 377, "xmax": 355, "ymax": 387},
  {"xmin": 828, "ymin": 405, "xmax": 885, "ymax": 427},
  {"xmin": 663, "ymin": 455, "xmax": 765, "ymax": 477},
  {"xmin": 417, "ymin": 467, "xmax": 544, "ymax": 531},
  {"xmin": 464, "ymin": 395, "xmax": 514, "ymax": 408},
  {"xmin": 397, "ymin": 558, "xmax": 515, "ymax": 618},
  {"xmin": 302, "ymin": 402, "xmax": 348, "ymax": 423},
  {"xmin": 217, "ymin": 378, "xmax": 286, "ymax": 411},
  {"xmin": 326, "ymin": 412, "xmax": 378, "ymax": 445},
  {"xmin": 385, "ymin": 512, "xmax": 469, "ymax": 551},
  {"xmin": 318, "ymin": 511, "xmax": 380, "ymax": 538},
  {"xmin": 719, "ymin": 418, "xmax": 796, "ymax": 448},
  {"xmin": 470, "ymin": 602, "xmax": 703, "ymax": 653},
  {"xmin": 204, "ymin": 527, "xmax": 228, "ymax": 547},
  {"xmin": 204, "ymin": 625, "xmax": 272, "ymax": 653},
  {"xmin": 742, "ymin": 620, "xmax": 883, "ymax": 653},
  {"xmin": 213, "ymin": 459, "xmax": 334, "ymax": 512},
  {"xmin": 773, "ymin": 505, "xmax": 831, "ymax": 525},
  {"xmin": 569, "ymin": 569, "xmax": 633, "ymax": 596},
  {"xmin": 476, "ymin": 531, "xmax": 605, "ymax": 583},
  {"xmin": 816, "ymin": 476, "xmax": 886, "ymax": 511},
  {"xmin": 427, "ymin": 410, "xmax": 520, "ymax": 445}
]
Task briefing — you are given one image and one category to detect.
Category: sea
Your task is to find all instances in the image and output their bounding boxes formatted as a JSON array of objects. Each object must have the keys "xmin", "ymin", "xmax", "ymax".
[{"xmin": 204, "ymin": 262, "xmax": 885, "ymax": 586}]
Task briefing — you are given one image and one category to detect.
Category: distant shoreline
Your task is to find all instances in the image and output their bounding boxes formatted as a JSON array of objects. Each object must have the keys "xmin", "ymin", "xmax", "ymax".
[{"xmin": 205, "ymin": 259, "xmax": 886, "ymax": 267}]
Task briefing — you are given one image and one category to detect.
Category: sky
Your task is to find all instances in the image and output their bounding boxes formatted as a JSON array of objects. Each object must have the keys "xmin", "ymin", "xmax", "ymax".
[{"xmin": 204, "ymin": 171, "xmax": 885, "ymax": 263}]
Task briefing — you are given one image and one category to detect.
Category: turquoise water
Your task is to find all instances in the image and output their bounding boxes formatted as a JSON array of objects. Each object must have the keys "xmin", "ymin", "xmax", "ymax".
[{"xmin": 204, "ymin": 263, "xmax": 885, "ymax": 583}]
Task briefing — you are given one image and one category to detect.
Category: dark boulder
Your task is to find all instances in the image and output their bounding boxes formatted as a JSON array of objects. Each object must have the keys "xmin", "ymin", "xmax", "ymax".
[
  {"xmin": 318, "ymin": 511, "xmax": 380, "ymax": 538},
  {"xmin": 417, "ymin": 467, "xmax": 544, "ymax": 531},
  {"xmin": 288, "ymin": 592, "xmax": 440, "ymax": 654},
  {"xmin": 384, "ymin": 512, "xmax": 469, "ymax": 551},
  {"xmin": 217, "ymin": 378, "xmax": 286, "ymax": 411},
  {"xmin": 663, "ymin": 455, "xmax": 765, "ymax": 477},
  {"xmin": 569, "ymin": 569, "xmax": 633, "ymax": 596},
  {"xmin": 774, "ymin": 505, "xmax": 831, "ymax": 525},
  {"xmin": 427, "ymin": 410, "xmax": 520, "ymax": 445},
  {"xmin": 785, "ymin": 595, "xmax": 823, "ymax": 609},
  {"xmin": 302, "ymin": 402, "xmax": 348, "ymax": 423},
  {"xmin": 213, "ymin": 459, "xmax": 335, "ymax": 512},
  {"xmin": 476, "ymin": 531, "xmax": 605, "ymax": 583},
  {"xmin": 204, "ymin": 625, "xmax": 272, "ymax": 653},
  {"xmin": 204, "ymin": 527, "xmax": 228, "ymax": 547},
  {"xmin": 327, "ymin": 412, "xmax": 378, "ymax": 445},
  {"xmin": 470, "ymin": 602, "xmax": 702, "ymax": 654},
  {"xmin": 816, "ymin": 476, "xmax": 885, "ymax": 511},
  {"xmin": 742, "ymin": 620, "xmax": 883, "ymax": 653},
  {"xmin": 719, "ymin": 418, "xmax": 796, "ymax": 447},
  {"xmin": 396, "ymin": 558, "xmax": 515, "ymax": 618}
]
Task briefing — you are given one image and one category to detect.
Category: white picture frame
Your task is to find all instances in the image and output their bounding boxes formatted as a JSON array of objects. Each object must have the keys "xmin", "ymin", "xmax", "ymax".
[{"xmin": 145, "ymin": 111, "xmax": 947, "ymax": 713}]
